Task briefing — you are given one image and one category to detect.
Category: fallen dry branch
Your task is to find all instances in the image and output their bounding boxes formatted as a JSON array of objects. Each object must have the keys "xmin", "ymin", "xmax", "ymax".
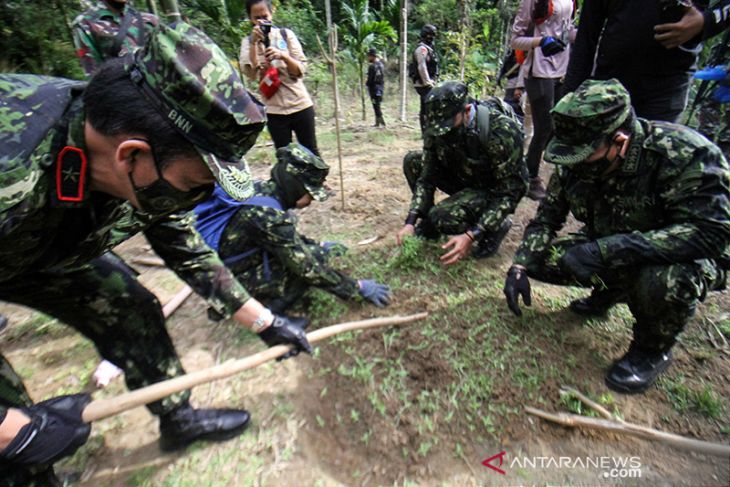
[
  {"xmin": 82, "ymin": 312, "xmax": 428, "ymax": 422},
  {"xmin": 525, "ymin": 406, "xmax": 730, "ymax": 457},
  {"xmin": 559, "ymin": 386, "xmax": 618, "ymax": 422}
]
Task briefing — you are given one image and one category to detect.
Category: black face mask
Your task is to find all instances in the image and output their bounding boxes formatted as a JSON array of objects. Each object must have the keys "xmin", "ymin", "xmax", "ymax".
[
  {"xmin": 573, "ymin": 144, "xmax": 621, "ymax": 182},
  {"xmin": 128, "ymin": 143, "xmax": 214, "ymax": 215},
  {"xmin": 441, "ymin": 123, "xmax": 466, "ymax": 144}
]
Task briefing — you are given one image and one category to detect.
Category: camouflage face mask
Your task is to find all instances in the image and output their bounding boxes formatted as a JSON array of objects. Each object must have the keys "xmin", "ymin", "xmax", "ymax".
[{"xmin": 129, "ymin": 141, "xmax": 214, "ymax": 215}]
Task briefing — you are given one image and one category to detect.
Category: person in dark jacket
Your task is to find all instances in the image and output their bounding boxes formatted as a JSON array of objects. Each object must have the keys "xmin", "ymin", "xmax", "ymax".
[
  {"xmin": 366, "ymin": 47, "xmax": 386, "ymax": 127},
  {"xmin": 563, "ymin": 0, "xmax": 721, "ymax": 123}
]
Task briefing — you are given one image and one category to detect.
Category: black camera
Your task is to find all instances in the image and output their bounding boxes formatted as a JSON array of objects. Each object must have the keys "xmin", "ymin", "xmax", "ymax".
[{"xmin": 259, "ymin": 20, "xmax": 272, "ymax": 48}]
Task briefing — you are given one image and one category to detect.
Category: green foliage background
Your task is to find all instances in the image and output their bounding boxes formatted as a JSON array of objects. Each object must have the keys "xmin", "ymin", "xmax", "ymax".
[{"xmin": 0, "ymin": 0, "xmax": 721, "ymax": 103}]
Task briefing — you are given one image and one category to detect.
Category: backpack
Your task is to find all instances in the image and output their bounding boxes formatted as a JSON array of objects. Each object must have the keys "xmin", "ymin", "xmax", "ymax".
[
  {"xmin": 475, "ymin": 97, "xmax": 522, "ymax": 148},
  {"xmin": 194, "ymin": 186, "xmax": 284, "ymax": 270}
]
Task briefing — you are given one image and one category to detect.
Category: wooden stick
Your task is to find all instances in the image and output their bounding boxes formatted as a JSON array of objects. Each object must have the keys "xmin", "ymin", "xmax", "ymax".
[
  {"xmin": 560, "ymin": 386, "xmax": 618, "ymax": 422},
  {"xmin": 525, "ymin": 406, "xmax": 730, "ymax": 457},
  {"xmin": 82, "ymin": 312, "xmax": 428, "ymax": 423},
  {"xmin": 130, "ymin": 256, "xmax": 166, "ymax": 267},
  {"xmin": 162, "ymin": 286, "xmax": 193, "ymax": 318}
]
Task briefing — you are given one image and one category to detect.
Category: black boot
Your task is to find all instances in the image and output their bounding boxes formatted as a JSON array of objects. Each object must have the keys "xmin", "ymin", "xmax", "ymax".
[
  {"xmin": 377, "ymin": 116, "xmax": 386, "ymax": 127},
  {"xmin": 569, "ymin": 288, "xmax": 624, "ymax": 316},
  {"xmin": 472, "ymin": 219, "xmax": 512, "ymax": 259},
  {"xmin": 527, "ymin": 177, "xmax": 546, "ymax": 200},
  {"xmin": 159, "ymin": 402, "xmax": 251, "ymax": 452},
  {"xmin": 605, "ymin": 343, "xmax": 672, "ymax": 394}
]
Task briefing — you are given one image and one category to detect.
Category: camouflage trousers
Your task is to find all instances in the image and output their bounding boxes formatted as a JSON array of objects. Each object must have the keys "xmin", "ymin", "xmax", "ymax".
[
  {"xmin": 404, "ymin": 150, "xmax": 506, "ymax": 235},
  {"xmin": 0, "ymin": 253, "xmax": 189, "ymax": 415},
  {"xmin": 525, "ymin": 233, "xmax": 727, "ymax": 352},
  {"xmin": 222, "ymin": 245, "xmax": 332, "ymax": 314},
  {"xmin": 697, "ymin": 96, "xmax": 730, "ymax": 157}
]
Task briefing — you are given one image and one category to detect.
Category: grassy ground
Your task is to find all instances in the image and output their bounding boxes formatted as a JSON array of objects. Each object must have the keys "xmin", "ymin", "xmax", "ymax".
[{"xmin": 1, "ymin": 91, "xmax": 729, "ymax": 486}]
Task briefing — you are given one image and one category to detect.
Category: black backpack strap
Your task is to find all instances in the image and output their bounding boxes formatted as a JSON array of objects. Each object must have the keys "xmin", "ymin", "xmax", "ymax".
[
  {"xmin": 110, "ymin": 8, "xmax": 142, "ymax": 57},
  {"xmin": 477, "ymin": 103, "xmax": 492, "ymax": 148}
]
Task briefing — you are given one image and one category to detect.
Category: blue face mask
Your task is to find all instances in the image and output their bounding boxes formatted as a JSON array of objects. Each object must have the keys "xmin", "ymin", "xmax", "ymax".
[{"xmin": 128, "ymin": 142, "xmax": 214, "ymax": 215}]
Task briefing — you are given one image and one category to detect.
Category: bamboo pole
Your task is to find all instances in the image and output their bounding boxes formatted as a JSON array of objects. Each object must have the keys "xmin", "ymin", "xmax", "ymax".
[
  {"xmin": 316, "ymin": 27, "xmax": 346, "ymax": 211},
  {"xmin": 82, "ymin": 312, "xmax": 428, "ymax": 422},
  {"xmin": 399, "ymin": 2, "xmax": 408, "ymax": 122},
  {"xmin": 525, "ymin": 406, "xmax": 730, "ymax": 457}
]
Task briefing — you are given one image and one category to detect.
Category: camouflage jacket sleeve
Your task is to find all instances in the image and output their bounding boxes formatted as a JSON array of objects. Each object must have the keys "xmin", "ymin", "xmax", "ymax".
[
  {"xmin": 596, "ymin": 145, "xmax": 730, "ymax": 266},
  {"xmin": 513, "ymin": 169, "xmax": 571, "ymax": 267},
  {"xmin": 72, "ymin": 19, "xmax": 104, "ymax": 77},
  {"xmin": 409, "ymin": 145, "xmax": 438, "ymax": 218},
  {"xmin": 244, "ymin": 207, "xmax": 360, "ymax": 300},
  {"xmin": 144, "ymin": 211, "xmax": 251, "ymax": 318},
  {"xmin": 474, "ymin": 115, "xmax": 528, "ymax": 236}
]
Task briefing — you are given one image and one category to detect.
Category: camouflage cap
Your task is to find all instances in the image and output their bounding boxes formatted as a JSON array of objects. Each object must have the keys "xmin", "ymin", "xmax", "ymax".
[
  {"xmin": 275, "ymin": 143, "xmax": 330, "ymax": 201},
  {"xmin": 125, "ymin": 22, "xmax": 267, "ymax": 200},
  {"xmin": 544, "ymin": 79, "xmax": 632, "ymax": 166},
  {"xmin": 424, "ymin": 81, "xmax": 469, "ymax": 138}
]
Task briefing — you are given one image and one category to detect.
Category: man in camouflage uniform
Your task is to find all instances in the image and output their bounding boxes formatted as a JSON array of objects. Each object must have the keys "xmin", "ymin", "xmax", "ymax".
[
  {"xmin": 504, "ymin": 79, "xmax": 730, "ymax": 394},
  {"xmin": 0, "ymin": 23, "xmax": 312, "ymax": 484},
  {"xmin": 194, "ymin": 143, "xmax": 391, "ymax": 313},
  {"xmin": 395, "ymin": 81, "xmax": 527, "ymax": 265},
  {"xmin": 72, "ymin": 0, "xmax": 158, "ymax": 77}
]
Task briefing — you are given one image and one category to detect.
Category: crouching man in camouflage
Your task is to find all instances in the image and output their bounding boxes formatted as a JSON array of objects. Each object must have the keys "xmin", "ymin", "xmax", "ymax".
[
  {"xmin": 395, "ymin": 81, "xmax": 527, "ymax": 264},
  {"xmin": 0, "ymin": 23, "xmax": 312, "ymax": 485},
  {"xmin": 504, "ymin": 79, "xmax": 730, "ymax": 394},
  {"xmin": 194, "ymin": 143, "xmax": 391, "ymax": 314}
]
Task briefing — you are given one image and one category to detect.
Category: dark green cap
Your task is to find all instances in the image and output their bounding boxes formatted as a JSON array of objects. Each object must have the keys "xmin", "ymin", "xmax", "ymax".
[
  {"xmin": 275, "ymin": 143, "xmax": 330, "ymax": 201},
  {"xmin": 545, "ymin": 79, "xmax": 632, "ymax": 166},
  {"xmin": 424, "ymin": 81, "xmax": 469, "ymax": 138},
  {"xmin": 125, "ymin": 22, "xmax": 267, "ymax": 200}
]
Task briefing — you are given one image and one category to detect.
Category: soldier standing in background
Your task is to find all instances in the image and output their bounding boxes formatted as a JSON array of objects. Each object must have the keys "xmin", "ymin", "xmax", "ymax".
[
  {"xmin": 366, "ymin": 47, "xmax": 386, "ymax": 128},
  {"xmin": 411, "ymin": 24, "xmax": 439, "ymax": 134},
  {"xmin": 504, "ymin": 79, "xmax": 730, "ymax": 394}
]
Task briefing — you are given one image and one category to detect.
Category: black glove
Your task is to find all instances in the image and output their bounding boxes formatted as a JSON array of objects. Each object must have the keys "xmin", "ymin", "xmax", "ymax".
[
  {"xmin": 259, "ymin": 314, "xmax": 313, "ymax": 360},
  {"xmin": 559, "ymin": 242, "xmax": 607, "ymax": 285},
  {"xmin": 504, "ymin": 265, "xmax": 532, "ymax": 316},
  {"xmin": 539, "ymin": 36, "xmax": 566, "ymax": 57},
  {"xmin": 358, "ymin": 279, "xmax": 391, "ymax": 307},
  {"xmin": 0, "ymin": 394, "xmax": 91, "ymax": 467}
]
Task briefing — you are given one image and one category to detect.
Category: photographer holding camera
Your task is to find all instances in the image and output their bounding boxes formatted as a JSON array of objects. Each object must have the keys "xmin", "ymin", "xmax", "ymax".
[{"xmin": 239, "ymin": 0, "xmax": 319, "ymax": 155}]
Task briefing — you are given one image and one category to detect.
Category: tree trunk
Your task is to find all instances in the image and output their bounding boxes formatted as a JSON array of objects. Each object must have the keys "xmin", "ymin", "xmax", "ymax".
[
  {"xmin": 146, "ymin": 0, "xmax": 159, "ymax": 16},
  {"xmin": 359, "ymin": 57, "xmax": 367, "ymax": 120},
  {"xmin": 399, "ymin": 0, "xmax": 408, "ymax": 122},
  {"xmin": 159, "ymin": 0, "xmax": 182, "ymax": 22}
]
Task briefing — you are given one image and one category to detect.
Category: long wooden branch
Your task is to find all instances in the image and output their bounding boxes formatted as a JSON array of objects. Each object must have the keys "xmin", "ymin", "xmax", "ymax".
[
  {"xmin": 82, "ymin": 312, "xmax": 428, "ymax": 423},
  {"xmin": 525, "ymin": 406, "xmax": 730, "ymax": 457}
]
